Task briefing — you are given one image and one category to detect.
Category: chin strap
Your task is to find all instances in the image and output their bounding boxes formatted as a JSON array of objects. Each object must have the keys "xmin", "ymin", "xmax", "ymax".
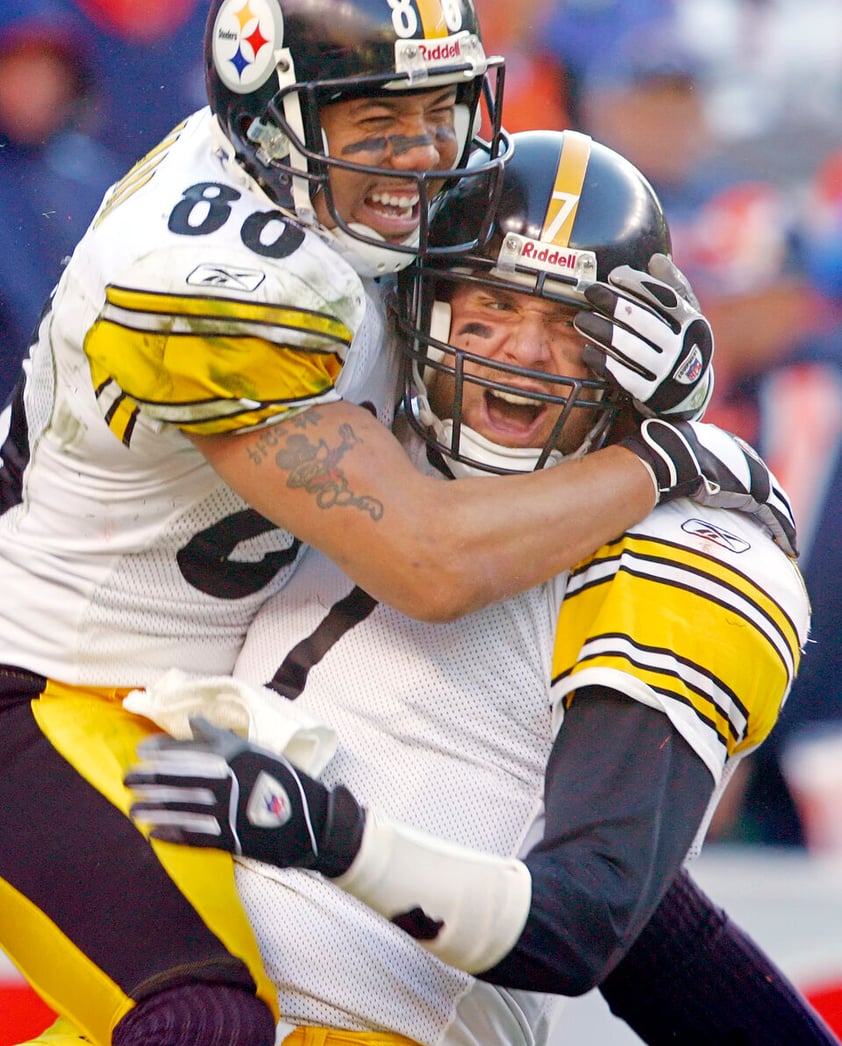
[
  {"xmin": 430, "ymin": 417, "xmax": 565, "ymax": 478},
  {"xmin": 326, "ymin": 222, "xmax": 419, "ymax": 277}
]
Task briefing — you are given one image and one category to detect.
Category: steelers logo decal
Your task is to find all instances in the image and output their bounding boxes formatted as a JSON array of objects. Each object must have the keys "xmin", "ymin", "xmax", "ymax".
[{"xmin": 212, "ymin": 0, "xmax": 284, "ymax": 94}]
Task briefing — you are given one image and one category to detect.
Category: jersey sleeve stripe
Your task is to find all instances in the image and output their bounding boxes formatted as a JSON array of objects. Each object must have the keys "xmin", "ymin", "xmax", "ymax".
[
  {"xmin": 594, "ymin": 557, "xmax": 796, "ymax": 682},
  {"xmin": 90, "ymin": 359, "xmax": 341, "ymax": 438},
  {"xmin": 102, "ymin": 285, "xmax": 353, "ymax": 351},
  {"xmin": 552, "ymin": 532, "xmax": 803, "ymax": 759},
  {"xmin": 85, "ymin": 310, "xmax": 345, "ymax": 436},
  {"xmin": 565, "ymin": 550, "xmax": 800, "ymax": 688},
  {"xmin": 555, "ymin": 632, "xmax": 745, "ymax": 747},
  {"xmin": 102, "ymin": 389, "xmax": 142, "ymax": 447},
  {"xmin": 567, "ymin": 535, "xmax": 801, "ymax": 672}
]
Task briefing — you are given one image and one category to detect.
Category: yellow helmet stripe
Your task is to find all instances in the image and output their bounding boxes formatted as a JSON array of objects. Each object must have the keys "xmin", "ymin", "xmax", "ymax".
[
  {"xmin": 542, "ymin": 131, "xmax": 592, "ymax": 247},
  {"xmin": 415, "ymin": 0, "xmax": 449, "ymax": 38}
]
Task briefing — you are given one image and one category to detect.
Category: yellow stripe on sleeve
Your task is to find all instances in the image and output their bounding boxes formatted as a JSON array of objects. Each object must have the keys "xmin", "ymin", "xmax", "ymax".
[
  {"xmin": 83, "ymin": 284, "xmax": 352, "ymax": 437},
  {"xmin": 102, "ymin": 285, "xmax": 353, "ymax": 345},
  {"xmin": 85, "ymin": 322, "xmax": 342, "ymax": 433},
  {"xmin": 552, "ymin": 534, "xmax": 802, "ymax": 757}
]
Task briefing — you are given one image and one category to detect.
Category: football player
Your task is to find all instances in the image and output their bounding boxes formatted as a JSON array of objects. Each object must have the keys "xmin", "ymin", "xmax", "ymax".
[
  {"xmin": 0, "ymin": 2, "xmax": 503, "ymax": 1043},
  {"xmin": 0, "ymin": 0, "xmax": 771, "ymax": 1042},
  {"xmin": 124, "ymin": 132, "xmax": 830, "ymax": 1045}
]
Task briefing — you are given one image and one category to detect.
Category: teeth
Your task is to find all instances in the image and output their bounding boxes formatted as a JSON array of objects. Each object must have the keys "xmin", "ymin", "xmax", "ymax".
[
  {"xmin": 489, "ymin": 388, "xmax": 541, "ymax": 407},
  {"xmin": 369, "ymin": 190, "xmax": 419, "ymax": 214}
]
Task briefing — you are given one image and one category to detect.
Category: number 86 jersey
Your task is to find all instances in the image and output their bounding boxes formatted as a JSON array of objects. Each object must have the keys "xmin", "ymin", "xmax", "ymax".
[{"xmin": 0, "ymin": 107, "xmax": 399, "ymax": 687}]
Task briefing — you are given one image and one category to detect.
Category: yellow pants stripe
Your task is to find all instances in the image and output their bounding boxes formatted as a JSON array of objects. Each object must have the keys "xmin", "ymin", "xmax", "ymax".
[
  {"xmin": 282, "ymin": 1029, "xmax": 421, "ymax": 1045},
  {"xmin": 1, "ymin": 679, "xmax": 277, "ymax": 1045}
]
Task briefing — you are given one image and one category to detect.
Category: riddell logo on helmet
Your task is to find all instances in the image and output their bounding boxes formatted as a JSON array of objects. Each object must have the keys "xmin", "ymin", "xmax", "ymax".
[
  {"xmin": 396, "ymin": 33, "xmax": 487, "ymax": 79},
  {"xmin": 518, "ymin": 238, "xmax": 585, "ymax": 276},
  {"xmin": 418, "ymin": 39, "xmax": 461, "ymax": 62},
  {"xmin": 495, "ymin": 235, "xmax": 596, "ymax": 280},
  {"xmin": 519, "ymin": 238, "xmax": 579, "ymax": 272}
]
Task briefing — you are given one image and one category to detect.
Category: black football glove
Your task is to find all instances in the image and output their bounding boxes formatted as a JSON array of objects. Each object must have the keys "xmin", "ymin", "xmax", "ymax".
[
  {"xmin": 127, "ymin": 723, "xmax": 534, "ymax": 975},
  {"xmin": 621, "ymin": 419, "xmax": 798, "ymax": 557},
  {"xmin": 125, "ymin": 717, "xmax": 364, "ymax": 877},
  {"xmin": 575, "ymin": 254, "xmax": 714, "ymax": 421}
]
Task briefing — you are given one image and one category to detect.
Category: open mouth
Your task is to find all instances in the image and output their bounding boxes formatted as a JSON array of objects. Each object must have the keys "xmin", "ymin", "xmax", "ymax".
[
  {"xmin": 363, "ymin": 189, "xmax": 421, "ymax": 237},
  {"xmin": 484, "ymin": 387, "xmax": 546, "ymax": 436}
]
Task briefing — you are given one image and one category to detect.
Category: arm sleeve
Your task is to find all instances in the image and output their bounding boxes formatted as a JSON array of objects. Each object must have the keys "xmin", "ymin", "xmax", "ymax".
[
  {"xmin": 600, "ymin": 867, "xmax": 839, "ymax": 1045},
  {"xmin": 479, "ymin": 684, "xmax": 714, "ymax": 996}
]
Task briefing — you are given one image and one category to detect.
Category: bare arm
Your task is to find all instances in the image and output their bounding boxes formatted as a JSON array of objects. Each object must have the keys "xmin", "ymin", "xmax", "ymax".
[{"xmin": 189, "ymin": 399, "xmax": 654, "ymax": 621}]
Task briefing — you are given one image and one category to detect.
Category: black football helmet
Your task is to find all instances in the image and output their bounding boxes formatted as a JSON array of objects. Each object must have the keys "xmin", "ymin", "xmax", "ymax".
[
  {"xmin": 205, "ymin": 0, "xmax": 509, "ymax": 276},
  {"xmin": 397, "ymin": 128, "xmax": 673, "ymax": 475}
]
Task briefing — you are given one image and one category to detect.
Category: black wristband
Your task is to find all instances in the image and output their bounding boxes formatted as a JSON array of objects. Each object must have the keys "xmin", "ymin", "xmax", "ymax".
[{"xmin": 316, "ymin": 784, "xmax": 366, "ymax": 878}]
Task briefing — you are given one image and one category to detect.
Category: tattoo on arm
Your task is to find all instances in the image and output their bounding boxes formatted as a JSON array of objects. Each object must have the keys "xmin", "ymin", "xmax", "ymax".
[
  {"xmin": 244, "ymin": 409, "xmax": 327, "ymax": 466},
  {"xmin": 251, "ymin": 413, "xmax": 384, "ymax": 520}
]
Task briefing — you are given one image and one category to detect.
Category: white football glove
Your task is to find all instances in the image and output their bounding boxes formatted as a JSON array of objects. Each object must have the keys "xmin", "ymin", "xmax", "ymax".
[{"xmin": 575, "ymin": 254, "xmax": 714, "ymax": 421}]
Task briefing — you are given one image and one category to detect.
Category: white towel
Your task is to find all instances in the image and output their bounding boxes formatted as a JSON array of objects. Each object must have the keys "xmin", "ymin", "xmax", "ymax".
[{"xmin": 123, "ymin": 668, "xmax": 336, "ymax": 776}]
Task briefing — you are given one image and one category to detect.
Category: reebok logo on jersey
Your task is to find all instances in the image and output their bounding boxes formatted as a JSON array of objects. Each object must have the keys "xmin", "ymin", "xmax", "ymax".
[
  {"xmin": 682, "ymin": 518, "xmax": 751, "ymax": 553},
  {"xmin": 187, "ymin": 264, "xmax": 266, "ymax": 292},
  {"xmin": 246, "ymin": 771, "xmax": 293, "ymax": 828}
]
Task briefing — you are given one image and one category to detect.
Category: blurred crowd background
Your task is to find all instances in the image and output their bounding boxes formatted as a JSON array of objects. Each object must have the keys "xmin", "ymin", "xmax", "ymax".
[{"xmin": 1, "ymin": 0, "xmax": 841, "ymax": 854}]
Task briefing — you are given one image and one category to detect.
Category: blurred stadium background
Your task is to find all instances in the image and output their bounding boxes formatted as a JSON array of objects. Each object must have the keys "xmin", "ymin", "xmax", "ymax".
[{"xmin": 2, "ymin": 0, "xmax": 841, "ymax": 1041}]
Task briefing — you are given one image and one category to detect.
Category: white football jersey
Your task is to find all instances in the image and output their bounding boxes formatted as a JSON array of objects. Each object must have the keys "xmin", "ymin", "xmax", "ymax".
[
  {"xmin": 232, "ymin": 431, "xmax": 809, "ymax": 1044},
  {"xmin": 0, "ymin": 108, "xmax": 399, "ymax": 686}
]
